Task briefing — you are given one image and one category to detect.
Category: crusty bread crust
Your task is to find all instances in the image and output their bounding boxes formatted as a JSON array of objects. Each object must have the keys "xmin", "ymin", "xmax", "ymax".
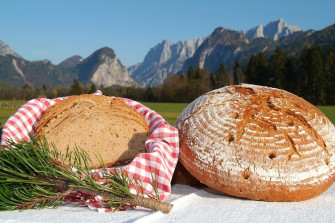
[
  {"xmin": 176, "ymin": 84, "xmax": 335, "ymax": 201},
  {"xmin": 35, "ymin": 94, "xmax": 149, "ymax": 169}
]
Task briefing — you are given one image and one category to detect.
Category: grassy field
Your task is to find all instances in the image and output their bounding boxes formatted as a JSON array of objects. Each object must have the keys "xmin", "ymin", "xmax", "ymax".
[
  {"xmin": 0, "ymin": 100, "xmax": 26, "ymax": 126},
  {"xmin": 317, "ymin": 106, "xmax": 335, "ymax": 125},
  {"xmin": 0, "ymin": 100, "xmax": 26, "ymax": 108},
  {"xmin": 142, "ymin": 102, "xmax": 188, "ymax": 125},
  {"xmin": 1, "ymin": 100, "xmax": 335, "ymax": 127}
]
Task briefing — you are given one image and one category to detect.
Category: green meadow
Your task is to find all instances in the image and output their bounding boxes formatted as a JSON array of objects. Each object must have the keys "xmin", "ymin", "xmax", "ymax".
[
  {"xmin": 1, "ymin": 101, "xmax": 335, "ymax": 127},
  {"xmin": 0, "ymin": 100, "xmax": 26, "ymax": 126},
  {"xmin": 142, "ymin": 103, "xmax": 335, "ymax": 126},
  {"xmin": 317, "ymin": 106, "xmax": 335, "ymax": 125},
  {"xmin": 142, "ymin": 102, "xmax": 188, "ymax": 126}
]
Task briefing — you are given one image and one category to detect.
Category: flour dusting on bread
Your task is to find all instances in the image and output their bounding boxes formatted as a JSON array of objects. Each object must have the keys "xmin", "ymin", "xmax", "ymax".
[{"xmin": 176, "ymin": 84, "xmax": 335, "ymax": 201}]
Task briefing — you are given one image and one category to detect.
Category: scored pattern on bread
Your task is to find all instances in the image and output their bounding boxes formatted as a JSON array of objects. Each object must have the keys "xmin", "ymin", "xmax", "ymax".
[
  {"xmin": 176, "ymin": 84, "xmax": 335, "ymax": 201},
  {"xmin": 34, "ymin": 94, "xmax": 150, "ymax": 169}
]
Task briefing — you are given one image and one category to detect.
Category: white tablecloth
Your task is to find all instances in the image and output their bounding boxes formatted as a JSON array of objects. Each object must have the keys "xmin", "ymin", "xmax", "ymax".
[{"xmin": 1, "ymin": 183, "xmax": 335, "ymax": 223}]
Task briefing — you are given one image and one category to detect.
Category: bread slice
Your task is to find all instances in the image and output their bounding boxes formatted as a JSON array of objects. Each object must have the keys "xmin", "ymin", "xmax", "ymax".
[{"xmin": 35, "ymin": 94, "xmax": 149, "ymax": 168}]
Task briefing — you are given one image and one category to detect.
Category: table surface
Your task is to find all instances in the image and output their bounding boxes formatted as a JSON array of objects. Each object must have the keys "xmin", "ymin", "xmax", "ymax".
[{"xmin": 1, "ymin": 183, "xmax": 335, "ymax": 223}]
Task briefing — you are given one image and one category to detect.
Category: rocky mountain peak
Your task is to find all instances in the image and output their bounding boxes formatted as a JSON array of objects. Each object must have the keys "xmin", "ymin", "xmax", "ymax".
[
  {"xmin": 208, "ymin": 27, "xmax": 250, "ymax": 45},
  {"xmin": 181, "ymin": 28, "xmax": 252, "ymax": 73},
  {"xmin": 94, "ymin": 47, "xmax": 117, "ymax": 59},
  {"xmin": 81, "ymin": 47, "xmax": 116, "ymax": 66},
  {"xmin": 58, "ymin": 55, "xmax": 83, "ymax": 69},
  {"xmin": 129, "ymin": 37, "xmax": 204, "ymax": 87},
  {"xmin": 141, "ymin": 39, "xmax": 174, "ymax": 67},
  {"xmin": 0, "ymin": 40, "xmax": 22, "ymax": 58},
  {"xmin": 246, "ymin": 18, "xmax": 303, "ymax": 40},
  {"xmin": 76, "ymin": 47, "xmax": 137, "ymax": 87},
  {"xmin": 246, "ymin": 24, "xmax": 265, "ymax": 38}
]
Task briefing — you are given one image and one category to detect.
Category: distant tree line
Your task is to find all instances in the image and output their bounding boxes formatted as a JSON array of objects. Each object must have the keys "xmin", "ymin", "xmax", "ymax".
[
  {"xmin": 245, "ymin": 45, "xmax": 335, "ymax": 105},
  {"xmin": 156, "ymin": 44, "xmax": 335, "ymax": 105},
  {"xmin": 0, "ymin": 45, "xmax": 335, "ymax": 105}
]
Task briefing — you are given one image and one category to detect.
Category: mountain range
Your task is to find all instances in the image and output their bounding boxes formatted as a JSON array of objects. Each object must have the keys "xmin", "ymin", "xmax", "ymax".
[
  {"xmin": 128, "ymin": 38, "xmax": 204, "ymax": 87},
  {"xmin": 1, "ymin": 19, "xmax": 334, "ymax": 88},
  {"xmin": 179, "ymin": 26, "xmax": 315, "ymax": 74}
]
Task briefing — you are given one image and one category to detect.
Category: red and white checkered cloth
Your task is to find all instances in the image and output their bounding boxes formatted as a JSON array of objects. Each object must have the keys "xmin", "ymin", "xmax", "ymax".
[{"xmin": 0, "ymin": 90, "xmax": 179, "ymax": 212}]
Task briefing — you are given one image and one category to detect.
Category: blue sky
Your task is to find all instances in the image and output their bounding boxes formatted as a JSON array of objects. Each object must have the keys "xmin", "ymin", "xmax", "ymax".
[{"xmin": 1, "ymin": 0, "xmax": 335, "ymax": 67}]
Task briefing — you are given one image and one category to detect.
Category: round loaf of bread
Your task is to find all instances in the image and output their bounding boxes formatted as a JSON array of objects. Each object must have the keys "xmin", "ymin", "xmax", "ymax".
[
  {"xmin": 176, "ymin": 84, "xmax": 335, "ymax": 201},
  {"xmin": 35, "ymin": 94, "xmax": 149, "ymax": 169}
]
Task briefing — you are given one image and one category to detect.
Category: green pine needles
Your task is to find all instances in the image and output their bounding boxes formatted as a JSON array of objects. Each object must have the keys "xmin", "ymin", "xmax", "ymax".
[{"xmin": 0, "ymin": 136, "xmax": 173, "ymax": 213}]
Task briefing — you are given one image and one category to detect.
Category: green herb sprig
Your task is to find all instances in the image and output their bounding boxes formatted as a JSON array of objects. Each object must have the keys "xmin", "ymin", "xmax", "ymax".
[{"xmin": 0, "ymin": 136, "xmax": 173, "ymax": 213}]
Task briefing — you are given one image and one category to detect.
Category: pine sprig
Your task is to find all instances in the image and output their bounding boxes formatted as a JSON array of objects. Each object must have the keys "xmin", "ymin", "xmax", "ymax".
[{"xmin": 0, "ymin": 136, "xmax": 173, "ymax": 213}]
